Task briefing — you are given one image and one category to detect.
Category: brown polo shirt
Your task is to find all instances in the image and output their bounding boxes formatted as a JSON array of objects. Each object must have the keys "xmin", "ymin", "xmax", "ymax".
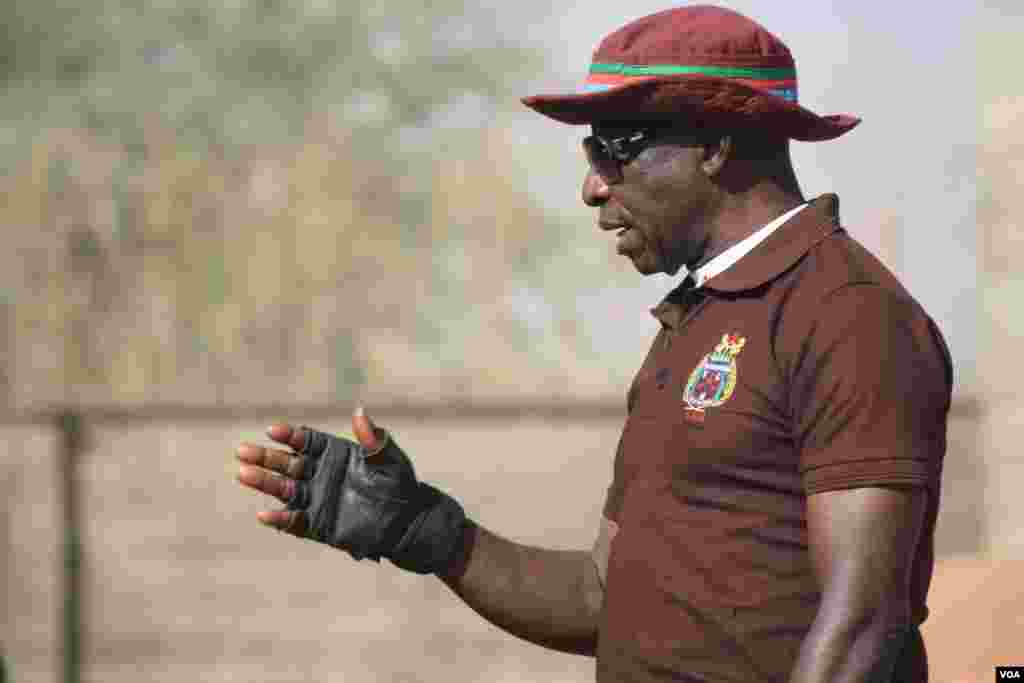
[{"xmin": 594, "ymin": 195, "xmax": 952, "ymax": 682}]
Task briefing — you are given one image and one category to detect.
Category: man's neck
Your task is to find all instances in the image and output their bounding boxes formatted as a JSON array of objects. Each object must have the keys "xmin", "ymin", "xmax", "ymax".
[{"xmin": 694, "ymin": 183, "xmax": 806, "ymax": 270}]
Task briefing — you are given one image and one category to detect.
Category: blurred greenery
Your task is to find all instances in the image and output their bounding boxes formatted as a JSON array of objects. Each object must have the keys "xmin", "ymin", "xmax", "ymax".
[
  {"xmin": 0, "ymin": 0, "xmax": 543, "ymax": 160},
  {"xmin": 0, "ymin": 0, "xmax": 634, "ymax": 409}
]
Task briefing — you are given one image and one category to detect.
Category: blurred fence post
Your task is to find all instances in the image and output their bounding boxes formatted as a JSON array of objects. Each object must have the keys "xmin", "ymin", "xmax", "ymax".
[{"xmin": 55, "ymin": 409, "xmax": 85, "ymax": 683}]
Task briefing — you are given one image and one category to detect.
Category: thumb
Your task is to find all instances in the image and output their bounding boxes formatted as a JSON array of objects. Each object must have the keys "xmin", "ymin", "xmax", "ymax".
[{"xmin": 351, "ymin": 404, "xmax": 385, "ymax": 454}]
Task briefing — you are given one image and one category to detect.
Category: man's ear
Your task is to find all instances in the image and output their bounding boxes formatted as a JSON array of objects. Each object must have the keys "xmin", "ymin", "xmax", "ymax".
[{"xmin": 701, "ymin": 135, "xmax": 732, "ymax": 178}]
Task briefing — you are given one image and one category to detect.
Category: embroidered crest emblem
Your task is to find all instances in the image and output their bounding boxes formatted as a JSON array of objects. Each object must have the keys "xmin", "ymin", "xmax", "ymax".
[{"xmin": 683, "ymin": 333, "xmax": 747, "ymax": 423}]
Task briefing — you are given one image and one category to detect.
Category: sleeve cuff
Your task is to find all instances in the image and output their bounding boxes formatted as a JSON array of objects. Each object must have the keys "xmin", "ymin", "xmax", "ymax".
[{"xmin": 802, "ymin": 458, "xmax": 936, "ymax": 495}]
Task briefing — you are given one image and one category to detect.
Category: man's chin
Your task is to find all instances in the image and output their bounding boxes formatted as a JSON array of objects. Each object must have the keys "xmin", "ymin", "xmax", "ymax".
[
  {"xmin": 627, "ymin": 252, "xmax": 676, "ymax": 277},
  {"xmin": 630, "ymin": 258, "xmax": 660, "ymax": 276}
]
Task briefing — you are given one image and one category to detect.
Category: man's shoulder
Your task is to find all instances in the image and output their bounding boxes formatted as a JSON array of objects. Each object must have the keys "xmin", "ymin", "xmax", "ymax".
[
  {"xmin": 786, "ymin": 227, "xmax": 918, "ymax": 309},
  {"xmin": 770, "ymin": 227, "xmax": 947, "ymax": 365}
]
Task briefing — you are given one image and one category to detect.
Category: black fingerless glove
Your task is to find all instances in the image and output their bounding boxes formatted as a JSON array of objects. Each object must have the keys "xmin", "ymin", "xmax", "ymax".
[{"xmin": 285, "ymin": 426, "xmax": 467, "ymax": 576}]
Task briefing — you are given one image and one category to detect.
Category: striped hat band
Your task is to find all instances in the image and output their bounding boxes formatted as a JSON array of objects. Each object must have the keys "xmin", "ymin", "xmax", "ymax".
[{"xmin": 583, "ymin": 62, "xmax": 799, "ymax": 103}]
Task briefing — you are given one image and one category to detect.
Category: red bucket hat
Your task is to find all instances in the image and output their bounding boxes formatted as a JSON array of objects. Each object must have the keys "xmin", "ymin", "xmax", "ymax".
[{"xmin": 522, "ymin": 5, "xmax": 860, "ymax": 142}]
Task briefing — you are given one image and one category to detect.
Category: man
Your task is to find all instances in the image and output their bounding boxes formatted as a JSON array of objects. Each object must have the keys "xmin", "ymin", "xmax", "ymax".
[{"xmin": 235, "ymin": 5, "xmax": 952, "ymax": 682}]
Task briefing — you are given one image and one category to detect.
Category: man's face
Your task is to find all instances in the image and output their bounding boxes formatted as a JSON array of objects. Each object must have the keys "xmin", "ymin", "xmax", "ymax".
[{"xmin": 581, "ymin": 122, "xmax": 716, "ymax": 276}]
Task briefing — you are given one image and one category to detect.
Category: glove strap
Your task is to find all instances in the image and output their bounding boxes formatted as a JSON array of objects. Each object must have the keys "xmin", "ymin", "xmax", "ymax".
[{"xmin": 388, "ymin": 483, "xmax": 467, "ymax": 575}]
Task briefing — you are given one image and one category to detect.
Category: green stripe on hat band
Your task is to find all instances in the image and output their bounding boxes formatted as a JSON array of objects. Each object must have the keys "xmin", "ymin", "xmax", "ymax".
[{"xmin": 589, "ymin": 62, "xmax": 796, "ymax": 80}]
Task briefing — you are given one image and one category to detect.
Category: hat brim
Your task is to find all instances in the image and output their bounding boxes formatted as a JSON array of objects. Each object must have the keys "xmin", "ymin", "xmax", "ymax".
[{"xmin": 521, "ymin": 74, "xmax": 860, "ymax": 142}]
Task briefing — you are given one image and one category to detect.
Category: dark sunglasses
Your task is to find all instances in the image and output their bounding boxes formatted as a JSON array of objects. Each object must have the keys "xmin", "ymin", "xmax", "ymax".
[{"xmin": 582, "ymin": 125, "xmax": 710, "ymax": 184}]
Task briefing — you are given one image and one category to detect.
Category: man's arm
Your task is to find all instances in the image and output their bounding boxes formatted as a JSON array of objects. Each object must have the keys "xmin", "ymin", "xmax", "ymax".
[
  {"xmin": 439, "ymin": 521, "xmax": 604, "ymax": 657},
  {"xmin": 239, "ymin": 412, "xmax": 605, "ymax": 658},
  {"xmin": 788, "ymin": 486, "xmax": 927, "ymax": 683}
]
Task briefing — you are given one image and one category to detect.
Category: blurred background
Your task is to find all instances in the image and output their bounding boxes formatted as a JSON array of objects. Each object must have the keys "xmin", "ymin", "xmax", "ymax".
[{"xmin": 0, "ymin": 1, "xmax": 1019, "ymax": 681}]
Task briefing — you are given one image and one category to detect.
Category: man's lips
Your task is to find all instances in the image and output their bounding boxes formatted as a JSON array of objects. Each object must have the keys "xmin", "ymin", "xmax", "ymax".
[
  {"xmin": 598, "ymin": 220, "xmax": 628, "ymax": 232},
  {"xmin": 616, "ymin": 229, "xmax": 635, "ymax": 254},
  {"xmin": 598, "ymin": 221, "xmax": 640, "ymax": 255},
  {"xmin": 616, "ymin": 228, "xmax": 642, "ymax": 255}
]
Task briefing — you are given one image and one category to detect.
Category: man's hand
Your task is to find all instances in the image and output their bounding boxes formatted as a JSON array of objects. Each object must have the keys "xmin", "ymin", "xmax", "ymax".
[{"xmin": 235, "ymin": 407, "xmax": 467, "ymax": 575}]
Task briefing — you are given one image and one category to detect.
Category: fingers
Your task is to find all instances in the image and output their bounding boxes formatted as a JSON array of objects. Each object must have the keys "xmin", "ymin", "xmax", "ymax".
[
  {"xmin": 266, "ymin": 406, "xmax": 385, "ymax": 460},
  {"xmin": 237, "ymin": 462, "xmax": 298, "ymax": 502},
  {"xmin": 257, "ymin": 509, "xmax": 307, "ymax": 537},
  {"xmin": 236, "ymin": 441, "xmax": 308, "ymax": 538},
  {"xmin": 265, "ymin": 423, "xmax": 307, "ymax": 452},
  {"xmin": 352, "ymin": 405, "xmax": 387, "ymax": 456},
  {"xmin": 266, "ymin": 423, "xmax": 332, "ymax": 459},
  {"xmin": 236, "ymin": 443, "xmax": 307, "ymax": 479}
]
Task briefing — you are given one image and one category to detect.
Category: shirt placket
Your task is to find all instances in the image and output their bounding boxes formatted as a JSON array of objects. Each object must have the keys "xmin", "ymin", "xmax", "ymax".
[{"xmin": 663, "ymin": 289, "xmax": 711, "ymax": 351}]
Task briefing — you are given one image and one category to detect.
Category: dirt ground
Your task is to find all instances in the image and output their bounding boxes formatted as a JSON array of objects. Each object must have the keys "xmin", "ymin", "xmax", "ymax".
[
  {"xmin": 2, "ymin": 412, "xmax": 1018, "ymax": 682},
  {"xmin": 921, "ymin": 555, "xmax": 1023, "ymax": 682}
]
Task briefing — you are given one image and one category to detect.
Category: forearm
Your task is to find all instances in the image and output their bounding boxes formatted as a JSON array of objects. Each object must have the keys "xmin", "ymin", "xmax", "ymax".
[
  {"xmin": 438, "ymin": 520, "xmax": 602, "ymax": 657},
  {"xmin": 788, "ymin": 615, "xmax": 911, "ymax": 683}
]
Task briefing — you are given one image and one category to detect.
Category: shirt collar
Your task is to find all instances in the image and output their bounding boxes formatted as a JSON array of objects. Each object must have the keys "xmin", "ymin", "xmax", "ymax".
[
  {"xmin": 649, "ymin": 194, "xmax": 843, "ymax": 330},
  {"xmin": 690, "ymin": 202, "xmax": 809, "ymax": 288}
]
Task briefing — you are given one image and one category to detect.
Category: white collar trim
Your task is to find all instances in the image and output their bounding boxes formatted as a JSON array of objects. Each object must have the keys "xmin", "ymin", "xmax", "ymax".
[{"xmin": 690, "ymin": 202, "xmax": 809, "ymax": 288}]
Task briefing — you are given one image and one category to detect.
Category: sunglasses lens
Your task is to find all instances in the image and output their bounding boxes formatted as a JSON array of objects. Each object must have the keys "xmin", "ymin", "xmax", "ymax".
[{"xmin": 582, "ymin": 137, "xmax": 622, "ymax": 183}]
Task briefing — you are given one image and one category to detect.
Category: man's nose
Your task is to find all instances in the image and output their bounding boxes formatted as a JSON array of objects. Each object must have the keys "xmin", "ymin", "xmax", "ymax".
[{"xmin": 582, "ymin": 169, "xmax": 611, "ymax": 207}]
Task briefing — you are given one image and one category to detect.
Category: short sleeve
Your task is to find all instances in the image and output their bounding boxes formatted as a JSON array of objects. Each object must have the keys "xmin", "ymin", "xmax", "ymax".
[{"xmin": 790, "ymin": 285, "xmax": 952, "ymax": 495}]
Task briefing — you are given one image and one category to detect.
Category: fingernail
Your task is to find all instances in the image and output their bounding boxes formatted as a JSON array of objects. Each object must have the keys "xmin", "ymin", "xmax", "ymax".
[
  {"xmin": 368, "ymin": 427, "xmax": 389, "ymax": 456},
  {"xmin": 354, "ymin": 404, "xmax": 365, "ymax": 417}
]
